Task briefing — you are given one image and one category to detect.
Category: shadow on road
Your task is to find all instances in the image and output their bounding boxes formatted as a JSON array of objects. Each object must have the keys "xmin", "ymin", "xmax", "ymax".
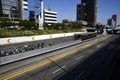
[{"xmin": 56, "ymin": 36, "xmax": 120, "ymax": 80}]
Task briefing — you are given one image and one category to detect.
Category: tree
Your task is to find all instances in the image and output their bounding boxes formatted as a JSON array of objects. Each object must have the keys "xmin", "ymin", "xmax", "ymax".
[
  {"xmin": 19, "ymin": 20, "xmax": 37, "ymax": 30},
  {"xmin": 0, "ymin": 18, "xmax": 7, "ymax": 29},
  {"xmin": 0, "ymin": 18, "xmax": 19, "ymax": 29}
]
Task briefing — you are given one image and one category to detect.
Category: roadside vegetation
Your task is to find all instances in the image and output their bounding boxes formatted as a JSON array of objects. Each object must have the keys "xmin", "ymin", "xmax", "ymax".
[
  {"xmin": 0, "ymin": 18, "xmax": 84, "ymax": 38},
  {"xmin": 0, "ymin": 29, "xmax": 83, "ymax": 38}
]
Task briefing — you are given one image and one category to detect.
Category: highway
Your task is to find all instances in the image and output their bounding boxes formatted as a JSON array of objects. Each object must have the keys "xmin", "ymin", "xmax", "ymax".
[
  {"xmin": 58, "ymin": 35, "xmax": 120, "ymax": 80},
  {"xmin": 0, "ymin": 35, "xmax": 119, "ymax": 80}
]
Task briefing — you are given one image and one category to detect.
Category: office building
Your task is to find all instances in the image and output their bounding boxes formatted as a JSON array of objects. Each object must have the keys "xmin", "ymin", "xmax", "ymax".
[
  {"xmin": 44, "ymin": 9, "xmax": 57, "ymax": 24},
  {"xmin": 37, "ymin": 8, "xmax": 58, "ymax": 29},
  {"xmin": 77, "ymin": 0, "xmax": 98, "ymax": 27},
  {"xmin": 29, "ymin": 11, "xmax": 35, "ymax": 21},
  {"xmin": 0, "ymin": 0, "xmax": 28, "ymax": 21},
  {"xmin": 0, "ymin": 0, "xmax": 22, "ymax": 20},
  {"xmin": 107, "ymin": 19, "xmax": 112, "ymax": 26},
  {"xmin": 36, "ymin": 0, "xmax": 58, "ymax": 29},
  {"xmin": 23, "ymin": 0, "xmax": 28, "ymax": 10},
  {"xmin": 77, "ymin": 3, "xmax": 86, "ymax": 21}
]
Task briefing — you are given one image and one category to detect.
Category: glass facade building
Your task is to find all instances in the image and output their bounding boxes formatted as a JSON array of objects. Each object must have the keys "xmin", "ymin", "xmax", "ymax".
[
  {"xmin": 29, "ymin": 10, "xmax": 35, "ymax": 21},
  {"xmin": 0, "ymin": 0, "xmax": 22, "ymax": 20}
]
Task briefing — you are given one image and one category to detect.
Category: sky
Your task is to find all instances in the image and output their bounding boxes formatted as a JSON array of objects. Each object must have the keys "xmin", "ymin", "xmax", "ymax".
[{"xmin": 28, "ymin": 0, "xmax": 120, "ymax": 25}]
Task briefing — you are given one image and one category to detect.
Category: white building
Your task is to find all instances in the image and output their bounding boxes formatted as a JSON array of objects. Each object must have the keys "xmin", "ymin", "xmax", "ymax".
[
  {"xmin": 23, "ymin": 0, "xmax": 28, "ymax": 10},
  {"xmin": 37, "ymin": 0, "xmax": 58, "ymax": 29},
  {"xmin": 44, "ymin": 9, "xmax": 57, "ymax": 24}
]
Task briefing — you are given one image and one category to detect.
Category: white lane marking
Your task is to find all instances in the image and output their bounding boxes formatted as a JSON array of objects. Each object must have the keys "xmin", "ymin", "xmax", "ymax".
[
  {"xmin": 52, "ymin": 66, "xmax": 66, "ymax": 74},
  {"xmin": 89, "ymin": 50, "xmax": 94, "ymax": 53},
  {"xmin": 76, "ymin": 56, "xmax": 84, "ymax": 60}
]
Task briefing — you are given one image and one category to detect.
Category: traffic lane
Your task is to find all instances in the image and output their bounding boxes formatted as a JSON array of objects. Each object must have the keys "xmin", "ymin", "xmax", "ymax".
[
  {"xmin": 11, "ymin": 57, "xmax": 70, "ymax": 80},
  {"xmin": 6, "ymin": 35, "xmax": 117, "ymax": 80},
  {"xmin": 78, "ymin": 45, "xmax": 116, "ymax": 80},
  {"xmin": 11, "ymin": 62, "xmax": 57, "ymax": 80},
  {"xmin": 0, "ymin": 35, "xmax": 83, "ymax": 73},
  {"xmin": 7, "ymin": 44, "xmax": 95, "ymax": 80},
  {"xmin": 0, "ymin": 35, "xmax": 114, "ymax": 80},
  {"xmin": 10, "ymin": 55, "xmax": 81, "ymax": 80},
  {"xmin": 0, "ymin": 34, "xmax": 104, "ymax": 76},
  {"xmin": 57, "ymin": 35, "xmax": 120, "ymax": 80},
  {"xmin": 10, "ymin": 35, "xmax": 118, "ymax": 80},
  {"xmin": 0, "ymin": 36, "xmax": 91, "ymax": 79},
  {"xmin": 0, "ymin": 39, "xmax": 83, "ymax": 78},
  {"xmin": 55, "ymin": 43, "xmax": 110, "ymax": 80},
  {"xmin": 109, "ymin": 48, "xmax": 120, "ymax": 80},
  {"xmin": 34, "ymin": 39, "xmax": 111, "ymax": 80},
  {"xmin": 88, "ymin": 40, "xmax": 120, "ymax": 80},
  {"xmin": 79, "ymin": 40, "xmax": 120, "ymax": 80},
  {"xmin": 68, "ymin": 35, "xmax": 117, "ymax": 64}
]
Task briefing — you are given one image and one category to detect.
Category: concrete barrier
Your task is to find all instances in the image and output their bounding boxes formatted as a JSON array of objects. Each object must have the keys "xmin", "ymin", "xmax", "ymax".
[{"xmin": 0, "ymin": 32, "xmax": 85, "ymax": 45}]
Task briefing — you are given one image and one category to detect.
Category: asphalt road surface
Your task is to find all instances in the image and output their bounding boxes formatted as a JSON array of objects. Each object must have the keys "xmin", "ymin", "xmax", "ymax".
[
  {"xmin": 0, "ymin": 35, "xmax": 120, "ymax": 80},
  {"xmin": 58, "ymin": 35, "xmax": 120, "ymax": 80}
]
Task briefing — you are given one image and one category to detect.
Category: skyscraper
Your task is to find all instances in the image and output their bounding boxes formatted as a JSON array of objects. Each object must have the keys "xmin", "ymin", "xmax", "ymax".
[{"xmin": 77, "ymin": 0, "xmax": 98, "ymax": 27}]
